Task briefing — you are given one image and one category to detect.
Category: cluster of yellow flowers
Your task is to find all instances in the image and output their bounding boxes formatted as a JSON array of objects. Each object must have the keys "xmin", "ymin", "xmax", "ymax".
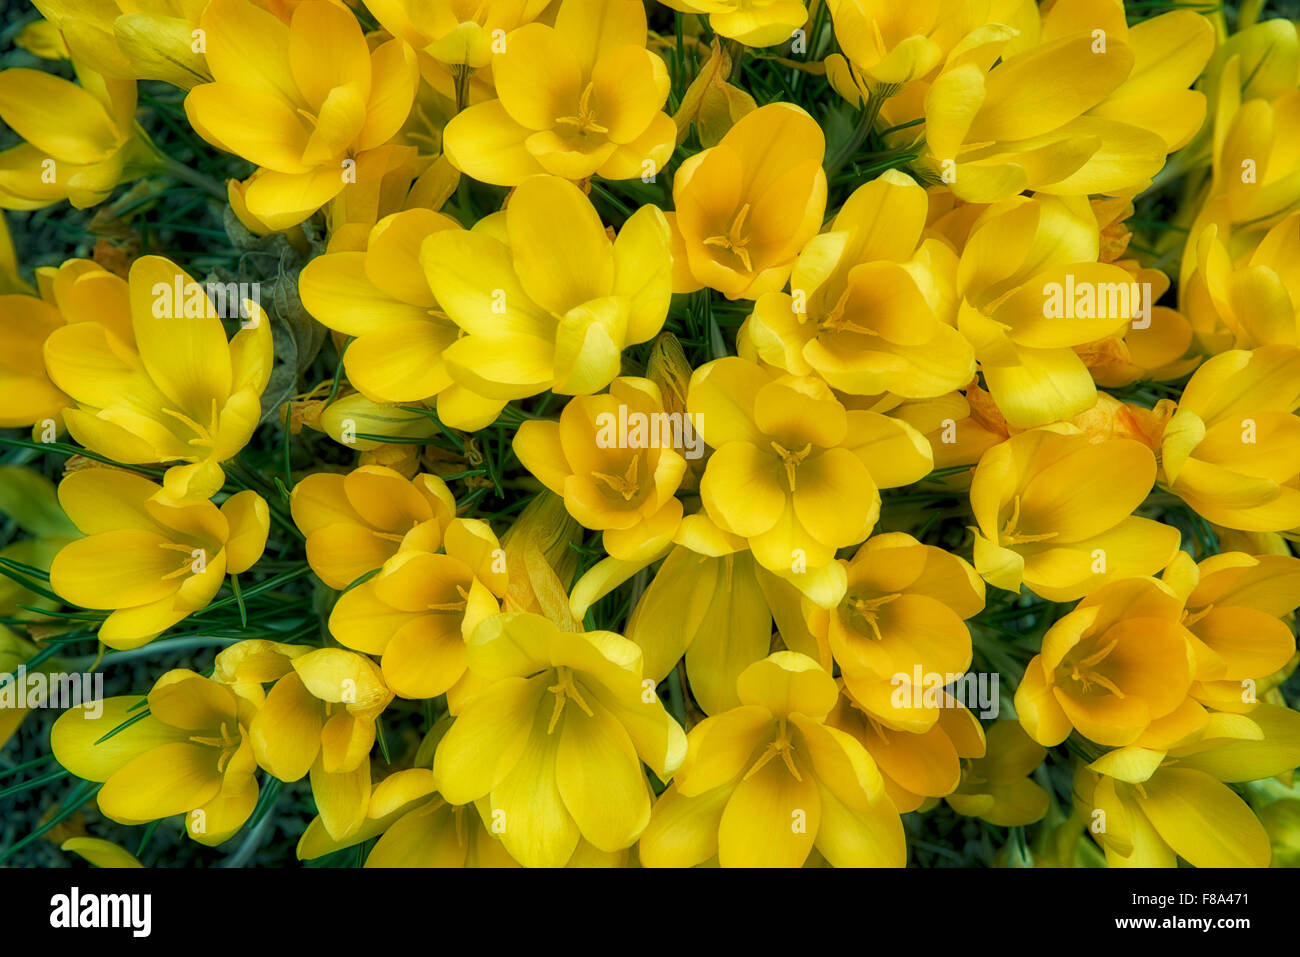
[{"xmin": 2, "ymin": 0, "xmax": 1299, "ymax": 869}]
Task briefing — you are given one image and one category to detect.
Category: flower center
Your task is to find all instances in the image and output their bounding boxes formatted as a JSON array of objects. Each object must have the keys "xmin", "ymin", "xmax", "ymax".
[
  {"xmin": 591, "ymin": 456, "xmax": 641, "ymax": 502},
  {"xmin": 817, "ymin": 287, "xmax": 878, "ymax": 336},
  {"xmin": 743, "ymin": 718, "xmax": 801, "ymax": 782},
  {"xmin": 188, "ymin": 721, "xmax": 241, "ymax": 773},
  {"xmin": 703, "ymin": 203, "xmax": 754, "ymax": 273},
  {"xmin": 844, "ymin": 592, "xmax": 901, "ymax": 641},
  {"xmin": 159, "ymin": 399, "xmax": 218, "ymax": 451},
  {"xmin": 770, "ymin": 440, "xmax": 813, "ymax": 491},
  {"xmin": 999, "ymin": 494, "xmax": 1058, "ymax": 545},
  {"xmin": 158, "ymin": 541, "xmax": 204, "ymax": 580},
  {"xmin": 555, "ymin": 82, "xmax": 609, "ymax": 135},
  {"xmin": 545, "ymin": 666, "xmax": 595, "ymax": 734},
  {"xmin": 1066, "ymin": 637, "xmax": 1125, "ymax": 698},
  {"xmin": 426, "ymin": 584, "xmax": 470, "ymax": 614}
]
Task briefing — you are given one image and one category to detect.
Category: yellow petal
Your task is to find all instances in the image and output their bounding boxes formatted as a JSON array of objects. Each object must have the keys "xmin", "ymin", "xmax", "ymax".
[
  {"xmin": 638, "ymin": 781, "xmax": 729, "ymax": 867},
  {"xmin": 250, "ymin": 672, "xmax": 323, "ymax": 781},
  {"xmin": 310, "ymin": 754, "xmax": 371, "ymax": 841},
  {"xmin": 99, "ymin": 741, "xmax": 222, "ymax": 824},
  {"xmin": 60, "ymin": 837, "xmax": 143, "ymax": 868},
  {"xmin": 736, "ymin": 652, "xmax": 838, "ymax": 720},
  {"xmin": 51, "ymin": 696, "xmax": 184, "ymax": 782},
  {"xmin": 717, "ymin": 752, "xmax": 820, "ymax": 867},
  {"xmin": 491, "ymin": 705, "xmax": 581, "ymax": 867},
  {"xmin": 555, "ymin": 700, "xmax": 650, "ymax": 851},
  {"xmin": 432, "ymin": 673, "xmax": 549, "ymax": 804},
  {"xmin": 0, "ymin": 69, "xmax": 119, "ymax": 163},
  {"xmin": 1140, "ymin": 767, "xmax": 1271, "ymax": 867}
]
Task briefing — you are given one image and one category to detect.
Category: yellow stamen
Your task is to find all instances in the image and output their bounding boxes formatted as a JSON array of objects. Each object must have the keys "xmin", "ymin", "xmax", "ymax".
[
  {"xmin": 188, "ymin": 721, "xmax": 240, "ymax": 773},
  {"xmin": 427, "ymin": 584, "xmax": 471, "ymax": 614},
  {"xmin": 743, "ymin": 718, "xmax": 801, "ymax": 782},
  {"xmin": 703, "ymin": 203, "xmax": 754, "ymax": 273},
  {"xmin": 845, "ymin": 592, "xmax": 901, "ymax": 642},
  {"xmin": 554, "ymin": 82, "xmax": 609, "ymax": 135},
  {"xmin": 545, "ymin": 667, "xmax": 595, "ymax": 735},
  {"xmin": 591, "ymin": 456, "xmax": 640, "ymax": 502},
  {"xmin": 158, "ymin": 541, "xmax": 202, "ymax": 580},
  {"xmin": 999, "ymin": 494, "xmax": 1059, "ymax": 545},
  {"xmin": 818, "ymin": 287, "xmax": 879, "ymax": 337},
  {"xmin": 159, "ymin": 404, "xmax": 216, "ymax": 450},
  {"xmin": 770, "ymin": 440, "xmax": 813, "ymax": 492},
  {"xmin": 1067, "ymin": 638, "xmax": 1126, "ymax": 698}
]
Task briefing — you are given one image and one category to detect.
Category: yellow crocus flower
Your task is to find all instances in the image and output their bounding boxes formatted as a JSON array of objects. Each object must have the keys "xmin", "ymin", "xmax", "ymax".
[
  {"xmin": 184, "ymin": 0, "xmax": 418, "ymax": 229},
  {"xmin": 49, "ymin": 468, "xmax": 268, "ymax": 650},
  {"xmin": 221, "ymin": 644, "xmax": 394, "ymax": 840},
  {"xmin": 30, "ymin": 0, "xmax": 210, "ymax": 88},
  {"xmin": 0, "ymin": 259, "xmax": 134, "ymax": 430},
  {"xmin": 945, "ymin": 720, "xmax": 1049, "ymax": 827},
  {"xmin": 829, "ymin": 682, "xmax": 986, "ymax": 814},
  {"xmin": 825, "ymin": 0, "xmax": 987, "ymax": 99},
  {"xmin": 513, "ymin": 377, "xmax": 688, "ymax": 561},
  {"xmin": 744, "ymin": 169, "xmax": 974, "ymax": 399},
  {"xmin": 918, "ymin": 3, "xmax": 1212, "ymax": 202},
  {"xmin": 0, "ymin": 64, "xmax": 156, "ymax": 210},
  {"xmin": 658, "ymin": 0, "xmax": 807, "ymax": 48},
  {"xmin": 669, "ymin": 37, "xmax": 757, "ymax": 148},
  {"xmin": 1201, "ymin": 54, "xmax": 1300, "ymax": 238},
  {"xmin": 620, "ymin": 515, "xmax": 776, "ymax": 715},
  {"xmin": 1074, "ymin": 197, "xmax": 1197, "ymax": 388},
  {"xmin": 432, "ymin": 612, "xmax": 686, "ymax": 867},
  {"xmin": 296, "ymin": 720, "xmax": 622, "ymax": 866},
  {"xmin": 1015, "ymin": 578, "xmax": 1198, "ymax": 749},
  {"xmin": 299, "ymin": 207, "xmax": 505, "ymax": 431},
  {"xmin": 689, "ymin": 356, "xmax": 932, "ymax": 579},
  {"xmin": 42, "ymin": 255, "xmax": 273, "ymax": 501},
  {"xmin": 297, "ymin": 765, "xmax": 521, "ymax": 867},
  {"xmin": 956, "ymin": 194, "xmax": 1145, "ymax": 429},
  {"xmin": 496, "ymin": 491, "xmax": 584, "ymax": 619},
  {"xmin": 329, "ymin": 518, "xmax": 510, "ymax": 699},
  {"xmin": 889, "ymin": 390, "xmax": 1005, "ymax": 475},
  {"xmin": 311, "ymin": 392, "xmax": 443, "ymax": 452},
  {"xmin": 1180, "ymin": 207, "xmax": 1300, "ymax": 353},
  {"xmin": 443, "ymin": 0, "xmax": 676, "ymax": 185},
  {"xmin": 669, "ymin": 102, "xmax": 826, "ymax": 300},
  {"xmin": 421, "ymin": 173, "xmax": 672, "ymax": 399},
  {"xmin": 364, "ymin": 0, "xmax": 551, "ymax": 70},
  {"xmin": 1076, "ymin": 705, "xmax": 1300, "ymax": 867},
  {"xmin": 969, "ymin": 429, "xmax": 1180, "ymax": 600},
  {"xmin": 1162, "ymin": 550, "xmax": 1300, "ymax": 714},
  {"xmin": 812, "ymin": 533, "xmax": 983, "ymax": 732},
  {"xmin": 51, "ymin": 669, "xmax": 260, "ymax": 845},
  {"xmin": 639, "ymin": 652, "xmax": 905, "ymax": 867},
  {"xmin": 290, "ymin": 465, "xmax": 457, "ymax": 589},
  {"xmin": 1160, "ymin": 345, "xmax": 1300, "ymax": 532}
]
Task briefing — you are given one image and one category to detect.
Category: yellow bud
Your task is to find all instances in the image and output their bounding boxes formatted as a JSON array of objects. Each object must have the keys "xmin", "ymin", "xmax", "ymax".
[{"xmin": 645, "ymin": 333, "xmax": 692, "ymax": 418}]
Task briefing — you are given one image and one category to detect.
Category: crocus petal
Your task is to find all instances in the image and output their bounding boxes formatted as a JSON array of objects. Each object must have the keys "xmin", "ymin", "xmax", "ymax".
[{"xmin": 99, "ymin": 741, "xmax": 223, "ymax": 824}]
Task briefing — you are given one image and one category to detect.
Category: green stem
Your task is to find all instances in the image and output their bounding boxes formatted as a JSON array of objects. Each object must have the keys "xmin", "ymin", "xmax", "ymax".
[
  {"xmin": 724, "ymin": 37, "xmax": 746, "ymax": 81},
  {"xmin": 156, "ymin": 151, "xmax": 226, "ymax": 200},
  {"xmin": 454, "ymin": 64, "xmax": 472, "ymax": 114},
  {"xmin": 825, "ymin": 90, "xmax": 885, "ymax": 181}
]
